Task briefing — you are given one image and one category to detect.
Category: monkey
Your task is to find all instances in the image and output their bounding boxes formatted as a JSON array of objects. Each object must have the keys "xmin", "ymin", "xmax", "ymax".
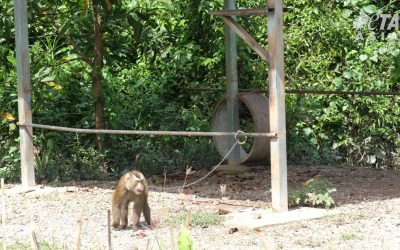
[{"xmin": 112, "ymin": 170, "xmax": 151, "ymax": 231}]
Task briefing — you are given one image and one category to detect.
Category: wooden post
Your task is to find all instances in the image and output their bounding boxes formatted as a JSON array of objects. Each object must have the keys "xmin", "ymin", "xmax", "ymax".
[
  {"xmin": 14, "ymin": 0, "xmax": 35, "ymax": 187},
  {"xmin": 267, "ymin": 0, "xmax": 288, "ymax": 212},
  {"xmin": 1, "ymin": 179, "xmax": 6, "ymax": 250},
  {"xmin": 107, "ymin": 210, "xmax": 112, "ymax": 250},
  {"xmin": 224, "ymin": 0, "xmax": 241, "ymax": 165}
]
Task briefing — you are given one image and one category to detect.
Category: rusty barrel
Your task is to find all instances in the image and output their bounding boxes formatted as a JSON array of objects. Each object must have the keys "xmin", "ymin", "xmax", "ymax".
[{"xmin": 212, "ymin": 92, "xmax": 270, "ymax": 163}]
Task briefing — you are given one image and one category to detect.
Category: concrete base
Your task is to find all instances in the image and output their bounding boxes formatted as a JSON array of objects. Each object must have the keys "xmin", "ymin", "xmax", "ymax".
[
  {"xmin": 4, "ymin": 185, "xmax": 79, "ymax": 197},
  {"xmin": 214, "ymin": 164, "xmax": 252, "ymax": 175},
  {"xmin": 224, "ymin": 207, "xmax": 336, "ymax": 229}
]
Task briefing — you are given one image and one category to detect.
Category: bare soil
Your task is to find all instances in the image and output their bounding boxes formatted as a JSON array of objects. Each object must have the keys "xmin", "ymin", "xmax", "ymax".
[{"xmin": 2, "ymin": 165, "xmax": 400, "ymax": 249}]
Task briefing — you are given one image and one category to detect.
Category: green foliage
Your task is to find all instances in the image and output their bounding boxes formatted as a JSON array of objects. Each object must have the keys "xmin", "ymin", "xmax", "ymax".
[
  {"xmin": 283, "ymin": 0, "xmax": 400, "ymax": 167},
  {"xmin": 178, "ymin": 227, "xmax": 193, "ymax": 250},
  {"xmin": 169, "ymin": 211, "xmax": 223, "ymax": 228},
  {"xmin": 34, "ymin": 139, "xmax": 57, "ymax": 181},
  {"xmin": 289, "ymin": 178, "xmax": 337, "ymax": 209}
]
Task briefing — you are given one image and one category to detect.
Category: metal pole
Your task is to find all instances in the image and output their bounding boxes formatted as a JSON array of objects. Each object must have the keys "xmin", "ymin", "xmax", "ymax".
[
  {"xmin": 224, "ymin": 0, "xmax": 241, "ymax": 165},
  {"xmin": 14, "ymin": 0, "xmax": 35, "ymax": 187},
  {"xmin": 268, "ymin": 0, "xmax": 288, "ymax": 212}
]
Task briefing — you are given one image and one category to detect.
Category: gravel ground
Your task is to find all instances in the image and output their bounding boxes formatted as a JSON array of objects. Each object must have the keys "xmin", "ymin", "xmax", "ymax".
[{"xmin": 1, "ymin": 165, "xmax": 400, "ymax": 250}]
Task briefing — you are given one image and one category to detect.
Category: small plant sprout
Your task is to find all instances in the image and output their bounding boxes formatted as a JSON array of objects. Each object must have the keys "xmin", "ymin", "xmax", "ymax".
[
  {"xmin": 181, "ymin": 166, "xmax": 195, "ymax": 193},
  {"xmin": 219, "ymin": 184, "xmax": 227, "ymax": 198}
]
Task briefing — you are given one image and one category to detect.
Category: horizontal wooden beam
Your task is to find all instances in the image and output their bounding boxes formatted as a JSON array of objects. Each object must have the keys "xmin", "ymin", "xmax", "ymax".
[
  {"xmin": 210, "ymin": 8, "xmax": 270, "ymax": 16},
  {"xmin": 221, "ymin": 16, "xmax": 270, "ymax": 65}
]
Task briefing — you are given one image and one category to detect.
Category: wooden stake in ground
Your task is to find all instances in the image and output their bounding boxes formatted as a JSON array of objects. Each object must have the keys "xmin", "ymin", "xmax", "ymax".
[
  {"xmin": 30, "ymin": 222, "xmax": 40, "ymax": 250},
  {"xmin": 169, "ymin": 225, "xmax": 176, "ymax": 250},
  {"xmin": 1, "ymin": 179, "xmax": 6, "ymax": 250},
  {"xmin": 258, "ymin": 231, "xmax": 275, "ymax": 250},
  {"xmin": 184, "ymin": 208, "xmax": 191, "ymax": 229},
  {"xmin": 75, "ymin": 213, "xmax": 83, "ymax": 250},
  {"xmin": 77, "ymin": 197, "xmax": 104, "ymax": 250},
  {"xmin": 107, "ymin": 210, "xmax": 112, "ymax": 250}
]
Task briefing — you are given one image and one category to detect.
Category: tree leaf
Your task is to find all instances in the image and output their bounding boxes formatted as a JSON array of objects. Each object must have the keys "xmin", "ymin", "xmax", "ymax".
[
  {"xmin": 0, "ymin": 112, "xmax": 16, "ymax": 121},
  {"xmin": 362, "ymin": 5, "xmax": 377, "ymax": 14}
]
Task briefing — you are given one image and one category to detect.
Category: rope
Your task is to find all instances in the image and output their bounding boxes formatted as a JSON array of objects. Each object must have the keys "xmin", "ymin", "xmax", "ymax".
[
  {"xmin": 158, "ymin": 131, "xmax": 242, "ymax": 191},
  {"xmin": 17, "ymin": 122, "xmax": 277, "ymax": 138}
]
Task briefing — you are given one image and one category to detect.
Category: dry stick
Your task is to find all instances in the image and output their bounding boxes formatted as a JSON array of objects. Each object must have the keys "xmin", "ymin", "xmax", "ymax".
[
  {"xmin": 78, "ymin": 197, "xmax": 104, "ymax": 250},
  {"xmin": 1, "ymin": 179, "xmax": 6, "ymax": 250},
  {"xmin": 77, "ymin": 197, "xmax": 104, "ymax": 250},
  {"xmin": 184, "ymin": 208, "xmax": 192, "ymax": 229},
  {"xmin": 30, "ymin": 222, "xmax": 40, "ymax": 250},
  {"xmin": 169, "ymin": 225, "xmax": 176, "ymax": 250},
  {"xmin": 258, "ymin": 232, "xmax": 274, "ymax": 250},
  {"xmin": 181, "ymin": 166, "xmax": 189, "ymax": 194},
  {"xmin": 162, "ymin": 168, "xmax": 167, "ymax": 192},
  {"xmin": 75, "ymin": 213, "xmax": 83, "ymax": 250},
  {"xmin": 259, "ymin": 232, "xmax": 269, "ymax": 250},
  {"xmin": 107, "ymin": 210, "xmax": 112, "ymax": 250}
]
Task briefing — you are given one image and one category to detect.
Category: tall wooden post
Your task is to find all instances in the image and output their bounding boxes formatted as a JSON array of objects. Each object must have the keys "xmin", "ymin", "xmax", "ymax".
[
  {"xmin": 268, "ymin": 0, "xmax": 288, "ymax": 211},
  {"xmin": 14, "ymin": 0, "xmax": 35, "ymax": 187},
  {"xmin": 224, "ymin": 0, "xmax": 241, "ymax": 165}
]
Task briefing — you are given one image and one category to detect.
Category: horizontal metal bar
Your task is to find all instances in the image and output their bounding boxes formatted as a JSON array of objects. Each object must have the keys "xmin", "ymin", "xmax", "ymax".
[
  {"xmin": 17, "ymin": 122, "xmax": 278, "ymax": 138},
  {"xmin": 210, "ymin": 8, "xmax": 270, "ymax": 16},
  {"xmin": 185, "ymin": 88, "xmax": 400, "ymax": 96}
]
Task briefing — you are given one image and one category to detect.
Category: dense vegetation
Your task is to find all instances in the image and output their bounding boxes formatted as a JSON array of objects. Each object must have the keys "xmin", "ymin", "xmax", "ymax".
[{"xmin": 0, "ymin": 0, "xmax": 399, "ymax": 181}]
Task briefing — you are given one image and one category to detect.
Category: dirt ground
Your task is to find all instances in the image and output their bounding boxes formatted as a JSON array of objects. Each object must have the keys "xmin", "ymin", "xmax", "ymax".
[{"xmin": 1, "ymin": 165, "xmax": 400, "ymax": 249}]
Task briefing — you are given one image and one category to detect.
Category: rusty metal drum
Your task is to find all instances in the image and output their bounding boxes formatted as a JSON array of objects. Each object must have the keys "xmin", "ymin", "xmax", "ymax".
[{"xmin": 212, "ymin": 92, "xmax": 270, "ymax": 163}]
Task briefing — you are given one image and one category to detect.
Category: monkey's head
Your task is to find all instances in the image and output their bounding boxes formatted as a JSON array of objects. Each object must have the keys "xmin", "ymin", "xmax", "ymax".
[{"xmin": 125, "ymin": 171, "xmax": 147, "ymax": 196}]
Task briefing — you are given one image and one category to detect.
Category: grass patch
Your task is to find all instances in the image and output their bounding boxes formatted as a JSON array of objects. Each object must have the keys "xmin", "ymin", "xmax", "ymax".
[
  {"xmin": 327, "ymin": 210, "xmax": 367, "ymax": 225},
  {"xmin": 1, "ymin": 240, "xmax": 68, "ymax": 250},
  {"xmin": 41, "ymin": 190, "xmax": 61, "ymax": 201},
  {"xmin": 168, "ymin": 210, "xmax": 223, "ymax": 228},
  {"xmin": 295, "ymin": 236, "xmax": 325, "ymax": 248},
  {"xmin": 339, "ymin": 229, "xmax": 362, "ymax": 241}
]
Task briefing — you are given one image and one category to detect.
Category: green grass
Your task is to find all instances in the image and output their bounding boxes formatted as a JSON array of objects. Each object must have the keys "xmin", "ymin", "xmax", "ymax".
[
  {"xmin": 168, "ymin": 210, "xmax": 223, "ymax": 228},
  {"xmin": 41, "ymin": 190, "xmax": 61, "ymax": 201},
  {"xmin": 1, "ymin": 240, "xmax": 68, "ymax": 250}
]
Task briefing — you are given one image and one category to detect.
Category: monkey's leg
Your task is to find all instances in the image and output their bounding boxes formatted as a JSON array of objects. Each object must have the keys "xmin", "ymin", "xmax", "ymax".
[
  {"xmin": 120, "ymin": 201, "xmax": 129, "ymax": 229},
  {"xmin": 143, "ymin": 199, "xmax": 151, "ymax": 226},
  {"xmin": 111, "ymin": 203, "xmax": 121, "ymax": 228},
  {"xmin": 132, "ymin": 200, "xmax": 143, "ymax": 231}
]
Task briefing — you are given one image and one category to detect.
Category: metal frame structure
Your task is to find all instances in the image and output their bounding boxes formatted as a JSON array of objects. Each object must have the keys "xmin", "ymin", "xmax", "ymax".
[
  {"xmin": 213, "ymin": 0, "xmax": 287, "ymax": 211},
  {"xmin": 13, "ymin": 0, "xmax": 289, "ymax": 211}
]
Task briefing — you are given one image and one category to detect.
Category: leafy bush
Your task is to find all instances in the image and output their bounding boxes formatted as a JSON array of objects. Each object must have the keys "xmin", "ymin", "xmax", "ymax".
[{"xmin": 289, "ymin": 178, "xmax": 337, "ymax": 208}]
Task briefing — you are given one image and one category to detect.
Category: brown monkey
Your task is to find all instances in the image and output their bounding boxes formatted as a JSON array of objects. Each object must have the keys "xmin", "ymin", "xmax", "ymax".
[{"xmin": 112, "ymin": 171, "xmax": 151, "ymax": 231}]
